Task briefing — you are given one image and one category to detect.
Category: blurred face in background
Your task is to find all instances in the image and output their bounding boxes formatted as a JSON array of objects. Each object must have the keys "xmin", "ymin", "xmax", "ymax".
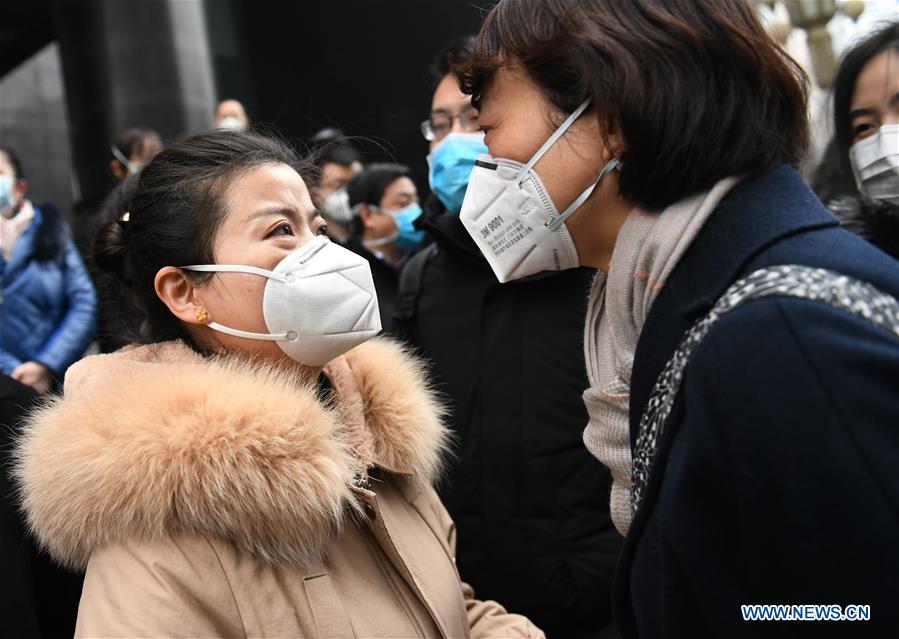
[
  {"xmin": 360, "ymin": 176, "xmax": 418, "ymax": 243},
  {"xmin": 319, "ymin": 160, "xmax": 363, "ymax": 199},
  {"xmin": 110, "ymin": 136, "xmax": 163, "ymax": 181},
  {"xmin": 427, "ymin": 73, "xmax": 480, "ymax": 151},
  {"xmin": 0, "ymin": 150, "xmax": 28, "ymax": 216},
  {"xmin": 215, "ymin": 99, "xmax": 250, "ymax": 131}
]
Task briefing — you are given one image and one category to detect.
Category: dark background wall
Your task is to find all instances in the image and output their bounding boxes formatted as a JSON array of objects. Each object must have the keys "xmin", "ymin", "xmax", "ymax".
[
  {"xmin": 209, "ymin": 0, "xmax": 493, "ymax": 191},
  {"xmin": 0, "ymin": 0, "xmax": 492, "ymax": 235}
]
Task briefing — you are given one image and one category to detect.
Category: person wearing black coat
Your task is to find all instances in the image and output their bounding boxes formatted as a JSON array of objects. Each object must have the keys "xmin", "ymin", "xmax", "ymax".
[
  {"xmin": 344, "ymin": 163, "xmax": 424, "ymax": 333},
  {"xmin": 614, "ymin": 165, "xmax": 899, "ymax": 638},
  {"xmin": 396, "ymin": 196, "xmax": 621, "ymax": 639},
  {"xmin": 393, "ymin": 36, "xmax": 621, "ymax": 639},
  {"xmin": 458, "ymin": 1, "xmax": 899, "ymax": 637},
  {"xmin": 1, "ymin": 374, "xmax": 82, "ymax": 638}
]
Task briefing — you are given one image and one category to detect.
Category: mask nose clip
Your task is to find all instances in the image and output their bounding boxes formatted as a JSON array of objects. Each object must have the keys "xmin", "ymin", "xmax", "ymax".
[{"xmin": 298, "ymin": 237, "xmax": 329, "ymax": 264}]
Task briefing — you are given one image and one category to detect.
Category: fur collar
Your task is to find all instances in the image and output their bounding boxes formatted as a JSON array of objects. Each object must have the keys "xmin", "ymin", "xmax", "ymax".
[
  {"xmin": 830, "ymin": 196, "xmax": 899, "ymax": 261},
  {"xmin": 14, "ymin": 338, "xmax": 447, "ymax": 570}
]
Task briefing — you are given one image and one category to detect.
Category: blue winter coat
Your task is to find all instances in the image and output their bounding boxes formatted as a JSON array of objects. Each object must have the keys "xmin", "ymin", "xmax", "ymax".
[
  {"xmin": 614, "ymin": 166, "xmax": 899, "ymax": 638},
  {"xmin": 0, "ymin": 204, "xmax": 96, "ymax": 378}
]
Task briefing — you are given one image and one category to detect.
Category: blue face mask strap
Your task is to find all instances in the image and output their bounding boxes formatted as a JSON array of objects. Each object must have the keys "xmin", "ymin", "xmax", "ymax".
[
  {"xmin": 517, "ymin": 97, "xmax": 593, "ymax": 186},
  {"xmin": 546, "ymin": 155, "xmax": 622, "ymax": 232}
]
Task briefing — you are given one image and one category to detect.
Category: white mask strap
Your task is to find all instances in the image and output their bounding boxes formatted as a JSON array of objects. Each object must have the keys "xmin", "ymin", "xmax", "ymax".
[
  {"xmin": 181, "ymin": 263, "xmax": 287, "ymax": 283},
  {"xmin": 546, "ymin": 155, "xmax": 622, "ymax": 232},
  {"xmin": 110, "ymin": 145, "xmax": 136, "ymax": 173},
  {"xmin": 518, "ymin": 97, "xmax": 593, "ymax": 185},
  {"xmin": 206, "ymin": 322, "xmax": 291, "ymax": 342}
]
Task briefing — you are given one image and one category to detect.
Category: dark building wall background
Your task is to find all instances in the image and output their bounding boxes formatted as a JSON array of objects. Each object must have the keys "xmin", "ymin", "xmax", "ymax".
[
  {"xmin": 0, "ymin": 0, "xmax": 491, "ymax": 233},
  {"xmin": 209, "ymin": 0, "xmax": 494, "ymax": 192},
  {"xmin": 0, "ymin": 43, "xmax": 73, "ymax": 216}
]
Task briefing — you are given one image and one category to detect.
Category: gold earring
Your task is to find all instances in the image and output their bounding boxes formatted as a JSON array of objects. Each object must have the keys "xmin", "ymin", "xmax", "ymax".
[{"xmin": 196, "ymin": 308, "xmax": 209, "ymax": 323}]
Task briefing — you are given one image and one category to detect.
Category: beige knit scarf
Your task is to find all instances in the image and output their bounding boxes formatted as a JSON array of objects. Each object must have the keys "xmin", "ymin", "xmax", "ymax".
[{"xmin": 583, "ymin": 177, "xmax": 741, "ymax": 536}]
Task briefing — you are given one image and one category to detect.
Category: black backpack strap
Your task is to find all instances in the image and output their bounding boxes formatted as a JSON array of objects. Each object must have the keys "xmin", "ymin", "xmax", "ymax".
[{"xmin": 395, "ymin": 243, "xmax": 438, "ymax": 322}]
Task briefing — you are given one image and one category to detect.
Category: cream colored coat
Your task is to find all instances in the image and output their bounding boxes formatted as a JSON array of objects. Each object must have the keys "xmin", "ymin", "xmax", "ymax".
[{"xmin": 15, "ymin": 338, "xmax": 543, "ymax": 638}]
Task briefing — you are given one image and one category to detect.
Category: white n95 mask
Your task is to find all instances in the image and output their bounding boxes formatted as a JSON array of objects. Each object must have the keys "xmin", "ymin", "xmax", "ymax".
[
  {"xmin": 459, "ymin": 97, "xmax": 621, "ymax": 283},
  {"xmin": 850, "ymin": 124, "xmax": 899, "ymax": 207},
  {"xmin": 182, "ymin": 236, "xmax": 381, "ymax": 365}
]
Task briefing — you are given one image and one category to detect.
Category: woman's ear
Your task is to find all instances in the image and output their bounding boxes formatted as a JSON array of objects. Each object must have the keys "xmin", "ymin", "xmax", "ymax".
[
  {"xmin": 359, "ymin": 204, "xmax": 377, "ymax": 230},
  {"xmin": 110, "ymin": 159, "xmax": 128, "ymax": 181},
  {"xmin": 12, "ymin": 178, "xmax": 28, "ymax": 201},
  {"xmin": 154, "ymin": 267, "xmax": 208, "ymax": 325}
]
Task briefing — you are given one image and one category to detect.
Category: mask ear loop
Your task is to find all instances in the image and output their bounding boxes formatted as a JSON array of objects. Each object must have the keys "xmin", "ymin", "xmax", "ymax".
[
  {"xmin": 178, "ymin": 236, "xmax": 333, "ymax": 343},
  {"xmin": 546, "ymin": 155, "xmax": 622, "ymax": 232},
  {"xmin": 110, "ymin": 145, "xmax": 136, "ymax": 173},
  {"xmin": 516, "ymin": 97, "xmax": 593, "ymax": 187}
]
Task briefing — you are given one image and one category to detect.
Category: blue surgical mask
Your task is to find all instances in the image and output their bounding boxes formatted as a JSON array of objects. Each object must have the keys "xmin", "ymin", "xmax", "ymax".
[
  {"xmin": 390, "ymin": 203, "xmax": 425, "ymax": 250},
  {"xmin": 0, "ymin": 175, "xmax": 17, "ymax": 217},
  {"xmin": 427, "ymin": 132, "xmax": 488, "ymax": 214}
]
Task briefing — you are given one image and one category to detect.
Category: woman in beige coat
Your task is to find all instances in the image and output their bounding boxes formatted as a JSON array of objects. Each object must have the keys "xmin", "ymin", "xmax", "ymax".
[{"xmin": 15, "ymin": 131, "xmax": 543, "ymax": 639}]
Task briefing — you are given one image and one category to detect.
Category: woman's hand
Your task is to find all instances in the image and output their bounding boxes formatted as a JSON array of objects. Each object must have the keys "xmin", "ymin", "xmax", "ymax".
[{"xmin": 12, "ymin": 361, "xmax": 54, "ymax": 395}]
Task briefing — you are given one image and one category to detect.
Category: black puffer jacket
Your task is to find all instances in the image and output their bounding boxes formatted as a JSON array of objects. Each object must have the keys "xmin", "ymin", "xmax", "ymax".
[{"xmin": 394, "ymin": 196, "xmax": 621, "ymax": 639}]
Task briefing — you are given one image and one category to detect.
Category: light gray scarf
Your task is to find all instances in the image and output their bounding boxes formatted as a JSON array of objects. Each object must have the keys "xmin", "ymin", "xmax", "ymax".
[{"xmin": 583, "ymin": 177, "xmax": 741, "ymax": 536}]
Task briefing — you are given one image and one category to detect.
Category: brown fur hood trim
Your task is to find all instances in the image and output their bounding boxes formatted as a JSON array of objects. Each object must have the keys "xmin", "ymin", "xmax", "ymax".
[{"xmin": 14, "ymin": 338, "xmax": 447, "ymax": 570}]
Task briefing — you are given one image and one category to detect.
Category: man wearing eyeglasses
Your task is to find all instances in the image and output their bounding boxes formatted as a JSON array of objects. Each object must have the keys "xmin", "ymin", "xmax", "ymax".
[{"xmin": 393, "ymin": 37, "xmax": 622, "ymax": 639}]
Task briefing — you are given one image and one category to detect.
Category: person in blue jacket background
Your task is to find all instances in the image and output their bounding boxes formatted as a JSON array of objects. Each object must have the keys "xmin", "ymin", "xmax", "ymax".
[{"xmin": 0, "ymin": 147, "xmax": 96, "ymax": 394}]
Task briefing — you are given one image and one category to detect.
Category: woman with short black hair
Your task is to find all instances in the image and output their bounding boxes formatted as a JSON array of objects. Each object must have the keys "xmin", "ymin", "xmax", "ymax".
[{"xmin": 456, "ymin": 1, "xmax": 899, "ymax": 636}]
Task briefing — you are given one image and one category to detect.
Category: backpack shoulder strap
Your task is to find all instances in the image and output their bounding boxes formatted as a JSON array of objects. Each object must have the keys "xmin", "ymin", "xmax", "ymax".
[{"xmin": 396, "ymin": 243, "xmax": 438, "ymax": 322}]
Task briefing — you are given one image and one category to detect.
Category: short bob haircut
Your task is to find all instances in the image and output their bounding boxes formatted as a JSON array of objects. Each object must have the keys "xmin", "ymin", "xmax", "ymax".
[
  {"xmin": 831, "ymin": 21, "xmax": 899, "ymax": 195},
  {"xmin": 458, "ymin": 0, "xmax": 810, "ymax": 211}
]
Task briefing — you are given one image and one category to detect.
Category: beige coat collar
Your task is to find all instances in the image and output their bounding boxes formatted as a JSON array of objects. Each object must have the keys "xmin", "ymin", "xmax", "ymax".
[{"xmin": 15, "ymin": 338, "xmax": 447, "ymax": 570}]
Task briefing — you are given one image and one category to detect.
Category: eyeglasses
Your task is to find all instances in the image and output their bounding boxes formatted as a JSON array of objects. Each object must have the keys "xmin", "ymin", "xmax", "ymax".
[{"xmin": 420, "ymin": 109, "xmax": 480, "ymax": 142}]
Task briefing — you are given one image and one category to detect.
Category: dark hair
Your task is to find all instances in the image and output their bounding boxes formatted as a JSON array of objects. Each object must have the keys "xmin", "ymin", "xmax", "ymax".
[
  {"xmin": 832, "ymin": 21, "xmax": 899, "ymax": 196},
  {"xmin": 345, "ymin": 163, "xmax": 411, "ymax": 236},
  {"xmin": 811, "ymin": 135, "xmax": 857, "ymax": 204},
  {"xmin": 430, "ymin": 36, "xmax": 476, "ymax": 87},
  {"xmin": 113, "ymin": 126, "xmax": 163, "ymax": 162},
  {"xmin": 310, "ymin": 128, "xmax": 361, "ymax": 169},
  {"xmin": 457, "ymin": 0, "xmax": 809, "ymax": 211},
  {"xmin": 94, "ymin": 130, "xmax": 308, "ymax": 344},
  {"xmin": 0, "ymin": 146, "xmax": 25, "ymax": 180}
]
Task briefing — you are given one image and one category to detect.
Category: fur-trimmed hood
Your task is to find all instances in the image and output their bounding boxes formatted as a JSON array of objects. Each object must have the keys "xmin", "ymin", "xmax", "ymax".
[{"xmin": 14, "ymin": 338, "xmax": 447, "ymax": 570}]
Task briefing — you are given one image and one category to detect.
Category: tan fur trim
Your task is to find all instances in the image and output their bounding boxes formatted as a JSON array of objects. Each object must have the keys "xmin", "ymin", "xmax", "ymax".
[
  {"xmin": 15, "ymin": 347, "xmax": 358, "ymax": 570},
  {"xmin": 342, "ymin": 338, "xmax": 449, "ymax": 484},
  {"xmin": 14, "ymin": 338, "xmax": 447, "ymax": 570}
]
